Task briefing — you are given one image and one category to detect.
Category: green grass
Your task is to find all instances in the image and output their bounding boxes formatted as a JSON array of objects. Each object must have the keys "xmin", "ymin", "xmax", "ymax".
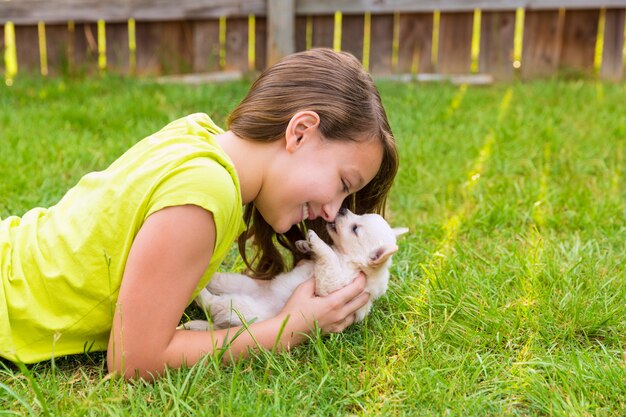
[{"xmin": 1, "ymin": 75, "xmax": 625, "ymax": 416}]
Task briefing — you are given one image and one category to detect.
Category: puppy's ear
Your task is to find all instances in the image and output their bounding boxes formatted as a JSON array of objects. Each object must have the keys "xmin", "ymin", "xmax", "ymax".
[
  {"xmin": 295, "ymin": 240, "xmax": 312, "ymax": 254},
  {"xmin": 393, "ymin": 227, "xmax": 409, "ymax": 238},
  {"xmin": 369, "ymin": 244, "xmax": 398, "ymax": 266}
]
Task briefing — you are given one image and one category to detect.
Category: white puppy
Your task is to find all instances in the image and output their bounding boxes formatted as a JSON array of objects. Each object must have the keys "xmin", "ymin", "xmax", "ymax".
[{"xmin": 183, "ymin": 209, "xmax": 407, "ymax": 330}]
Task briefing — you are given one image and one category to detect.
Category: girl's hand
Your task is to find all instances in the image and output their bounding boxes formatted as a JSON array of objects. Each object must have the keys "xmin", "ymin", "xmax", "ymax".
[{"xmin": 280, "ymin": 273, "xmax": 369, "ymax": 334}]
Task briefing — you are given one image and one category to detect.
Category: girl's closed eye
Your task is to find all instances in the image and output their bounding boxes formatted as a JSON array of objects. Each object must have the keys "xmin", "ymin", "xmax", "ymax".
[{"xmin": 342, "ymin": 179, "xmax": 350, "ymax": 194}]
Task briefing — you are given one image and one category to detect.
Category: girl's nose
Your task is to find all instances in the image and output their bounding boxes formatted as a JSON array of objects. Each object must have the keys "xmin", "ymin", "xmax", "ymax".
[{"xmin": 320, "ymin": 199, "xmax": 343, "ymax": 222}]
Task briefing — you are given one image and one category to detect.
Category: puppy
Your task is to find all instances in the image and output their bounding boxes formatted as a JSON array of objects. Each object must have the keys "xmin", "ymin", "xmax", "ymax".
[{"xmin": 182, "ymin": 209, "xmax": 407, "ymax": 330}]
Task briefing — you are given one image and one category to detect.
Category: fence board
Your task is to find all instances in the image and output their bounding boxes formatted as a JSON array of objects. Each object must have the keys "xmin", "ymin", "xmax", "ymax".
[
  {"xmin": 14, "ymin": 25, "xmax": 39, "ymax": 75},
  {"xmin": 438, "ymin": 11, "xmax": 473, "ymax": 74},
  {"xmin": 559, "ymin": 9, "xmax": 599, "ymax": 72},
  {"xmin": 341, "ymin": 14, "xmax": 364, "ymax": 62},
  {"xmin": 600, "ymin": 8, "xmax": 625, "ymax": 81},
  {"xmin": 267, "ymin": 0, "xmax": 294, "ymax": 66},
  {"xmin": 1, "ymin": 24, "xmax": 5, "ymax": 76},
  {"xmin": 311, "ymin": 15, "xmax": 334, "ymax": 49},
  {"xmin": 369, "ymin": 14, "xmax": 394, "ymax": 74},
  {"xmin": 44, "ymin": 24, "xmax": 70, "ymax": 76},
  {"xmin": 135, "ymin": 21, "xmax": 193, "ymax": 75},
  {"xmin": 255, "ymin": 16, "xmax": 268, "ymax": 71},
  {"xmin": 479, "ymin": 11, "xmax": 515, "ymax": 80},
  {"xmin": 72, "ymin": 23, "xmax": 100, "ymax": 75},
  {"xmin": 397, "ymin": 13, "xmax": 434, "ymax": 73},
  {"xmin": 521, "ymin": 9, "xmax": 564, "ymax": 79},
  {"xmin": 192, "ymin": 20, "xmax": 220, "ymax": 73},
  {"xmin": 295, "ymin": 16, "xmax": 308, "ymax": 52},
  {"xmin": 106, "ymin": 22, "xmax": 129, "ymax": 74},
  {"xmin": 224, "ymin": 17, "xmax": 248, "ymax": 71}
]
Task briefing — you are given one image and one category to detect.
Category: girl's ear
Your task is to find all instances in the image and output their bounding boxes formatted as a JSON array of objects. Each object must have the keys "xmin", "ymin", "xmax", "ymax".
[{"xmin": 285, "ymin": 111, "xmax": 321, "ymax": 153}]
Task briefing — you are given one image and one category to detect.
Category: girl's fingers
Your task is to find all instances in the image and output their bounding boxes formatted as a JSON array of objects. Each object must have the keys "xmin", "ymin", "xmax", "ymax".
[
  {"xmin": 327, "ymin": 274, "xmax": 367, "ymax": 305},
  {"xmin": 328, "ymin": 313, "xmax": 358, "ymax": 334},
  {"xmin": 342, "ymin": 313, "xmax": 357, "ymax": 330},
  {"xmin": 338, "ymin": 291, "xmax": 369, "ymax": 318},
  {"xmin": 288, "ymin": 274, "xmax": 367, "ymax": 334}
]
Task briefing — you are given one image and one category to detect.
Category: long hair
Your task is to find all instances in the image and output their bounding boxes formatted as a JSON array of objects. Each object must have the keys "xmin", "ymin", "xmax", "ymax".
[{"xmin": 228, "ymin": 48, "xmax": 398, "ymax": 279}]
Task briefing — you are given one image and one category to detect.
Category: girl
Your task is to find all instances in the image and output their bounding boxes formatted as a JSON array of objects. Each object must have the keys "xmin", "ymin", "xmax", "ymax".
[{"xmin": 0, "ymin": 48, "xmax": 398, "ymax": 380}]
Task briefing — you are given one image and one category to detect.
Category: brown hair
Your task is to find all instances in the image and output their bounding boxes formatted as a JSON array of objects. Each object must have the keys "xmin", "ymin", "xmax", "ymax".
[{"xmin": 227, "ymin": 48, "xmax": 398, "ymax": 279}]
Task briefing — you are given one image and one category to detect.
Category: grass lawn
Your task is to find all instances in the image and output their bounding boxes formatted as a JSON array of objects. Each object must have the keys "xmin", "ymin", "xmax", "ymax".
[{"xmin": 1, "ymin": 75, "xmax": 625, "ymax": 416}]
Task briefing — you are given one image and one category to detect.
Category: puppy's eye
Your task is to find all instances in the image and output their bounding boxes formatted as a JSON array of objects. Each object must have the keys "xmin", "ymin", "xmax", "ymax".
[{"xmin": 352, "ymin": 224, "xmax": 359, "ymax": 235}]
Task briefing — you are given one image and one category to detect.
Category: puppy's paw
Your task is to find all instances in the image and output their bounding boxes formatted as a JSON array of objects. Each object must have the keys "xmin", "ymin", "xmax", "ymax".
[
  {"xmin": 295, "ymin": 240, "xmax": 311, "ymax": 253},
  {"xmin": 307, "ymin": 230, "xmax": 323, "ymax": 245},
  {"xmin": 306, "ymin": 230, "xmax": 320, "ymax": 242},
  {"xmin": 306, "ymin": 229, "xmax": 334, "ymax": 258}
]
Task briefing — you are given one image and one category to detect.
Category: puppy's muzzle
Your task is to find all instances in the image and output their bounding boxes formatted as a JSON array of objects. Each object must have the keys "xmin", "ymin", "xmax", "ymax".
[{"xmin": 329, "ymin": 207, "xmax": 348, "ymax": 231}]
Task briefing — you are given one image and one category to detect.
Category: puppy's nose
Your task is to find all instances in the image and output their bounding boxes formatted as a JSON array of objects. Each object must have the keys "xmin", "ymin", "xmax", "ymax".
[{"xmin": 338, "ymin": 207, "xmax": 347, "ymax": 216}]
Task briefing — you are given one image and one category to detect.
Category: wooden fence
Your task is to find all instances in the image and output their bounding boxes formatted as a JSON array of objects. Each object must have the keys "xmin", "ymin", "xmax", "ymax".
[{"xmin": 1, "ymin": 0, "xmax": 625, "ymax": 82}]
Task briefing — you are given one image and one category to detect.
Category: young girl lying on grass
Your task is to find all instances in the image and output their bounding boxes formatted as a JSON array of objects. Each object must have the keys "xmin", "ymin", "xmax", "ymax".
[{"xmin": 0, "ymin": 48, "xmax": 398, "ymax": 380}]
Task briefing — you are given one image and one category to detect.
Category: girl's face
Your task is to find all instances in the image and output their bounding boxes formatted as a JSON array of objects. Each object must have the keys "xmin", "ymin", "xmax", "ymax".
[{"xmin": 256, "ymin": 124, "xmax": 384, "ymax": 234}]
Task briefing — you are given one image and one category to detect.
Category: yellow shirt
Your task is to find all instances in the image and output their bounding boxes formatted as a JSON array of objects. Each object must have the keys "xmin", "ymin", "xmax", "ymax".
[{"xmin": 0, "ymin": 113, "xmax": 245, "ymax": 363}]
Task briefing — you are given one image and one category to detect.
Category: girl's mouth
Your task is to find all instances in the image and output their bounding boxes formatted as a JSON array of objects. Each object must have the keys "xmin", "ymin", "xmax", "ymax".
[{"xmin": 302, "ymin": 204, "xmax": 309, "ymax": 221}]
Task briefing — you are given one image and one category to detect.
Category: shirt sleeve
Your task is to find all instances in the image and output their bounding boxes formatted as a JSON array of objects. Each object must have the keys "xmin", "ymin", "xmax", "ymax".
[{"xmin": 145, "ymin": 157, "xmax": 239, "ymax": 246}]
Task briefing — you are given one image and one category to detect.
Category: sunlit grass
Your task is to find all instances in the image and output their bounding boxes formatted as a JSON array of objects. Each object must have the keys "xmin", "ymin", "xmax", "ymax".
[{"xmin": 1, "ymin": 75, "xmax": 625, "ymax": 415}]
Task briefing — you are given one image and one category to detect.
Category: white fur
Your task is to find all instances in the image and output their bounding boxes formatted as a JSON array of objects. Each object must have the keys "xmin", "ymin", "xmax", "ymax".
[{"xmin": 181, "ymin": 210, "xmax": 408, "ymax": 330}]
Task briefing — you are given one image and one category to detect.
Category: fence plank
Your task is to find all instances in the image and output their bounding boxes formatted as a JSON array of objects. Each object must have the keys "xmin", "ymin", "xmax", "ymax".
[
  {"xmin": 369, "ymin": 14, "xmax": 394, "ymax": 74},
  {"xmin": 311, "ymin": 15, "xmax": 334, "ymax": 49},
  {"xmin": 192, "ymin": 20, "xmax": 220, "ymax": 73},
  {"xmin": 135, "ymin": 21, "xmax": 193, "ymax": 75},
  {"xmin": 438, "ymin": 11, "xmax": 473, "ymax": 74},
  {"xmin": 559, "ymin": 9, "xmax": 599, "ymax": 73},
  {"xmin": 45, "ymin": 24, "xmax": 70, "ymax": 76},
  {"xmin": 398, "ymin": 12, "xmax": 434, "ymax": 73},
  {"xmin": 255, "ymin": 16, "xmax": 268, "ymax": 71},
  {"xmin": 134, "ymin": 21, "xmax": 157, "ymax": 75},
  {"xmin": 600, "ymin": 8, "xmax": 625, "ymax": 81},
  {"xmin": 521, "ymin": 9, "xmax": 564, "ymax": 79},
  {"xmin": 72, "ymin": 23, "xmax": 100, "ymax": 75},
  {"xmin": 479, "ymin": 11, "xmax": 515, "ymax": 80},
  {"xmin": 14, "ymin": 25, "xmax": 40, "ymax": 75},
  {"xmin": 1, "ymin": 24, "xmax": 5, "ymax": 76},
  {"xmin": 267, "ymin": 0, "xmax": 294, "ymax": 66},
  {"xmin": 225, "ymin": 17, "xmax": 248, "ymax": 72},
  {"xmin": 295, "ymin": 16, "xmax": 308, "ymax": 52},
  {"xmin": 341, "ymin": 14, "xmax": 364, "ymax": 62},
  {"xmin": 106, "ymin": 22, "xmax": 129, "ymax": 74},
  {"xmin": 66, "ymin": 23, "xmax": 76, "ymax": 75}
]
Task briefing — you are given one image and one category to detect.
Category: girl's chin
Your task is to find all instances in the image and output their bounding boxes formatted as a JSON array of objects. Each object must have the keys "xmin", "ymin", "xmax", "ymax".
[
  {"xmin": 275, "ymin": 218, "xmax": 302, "ymax": 234},
  {"xmin": 271, "ymin": 221, "xmax": 293, "ymax": 234},
  {"xmin": 257, "ymin": 208, "xmax": 290, "ymax": 234}
]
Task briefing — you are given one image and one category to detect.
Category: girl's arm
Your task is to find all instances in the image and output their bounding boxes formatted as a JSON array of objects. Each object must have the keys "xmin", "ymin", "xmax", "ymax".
[{"xmin": 107, "ymin": 205, "xmax": 369, "ymax": 380}]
